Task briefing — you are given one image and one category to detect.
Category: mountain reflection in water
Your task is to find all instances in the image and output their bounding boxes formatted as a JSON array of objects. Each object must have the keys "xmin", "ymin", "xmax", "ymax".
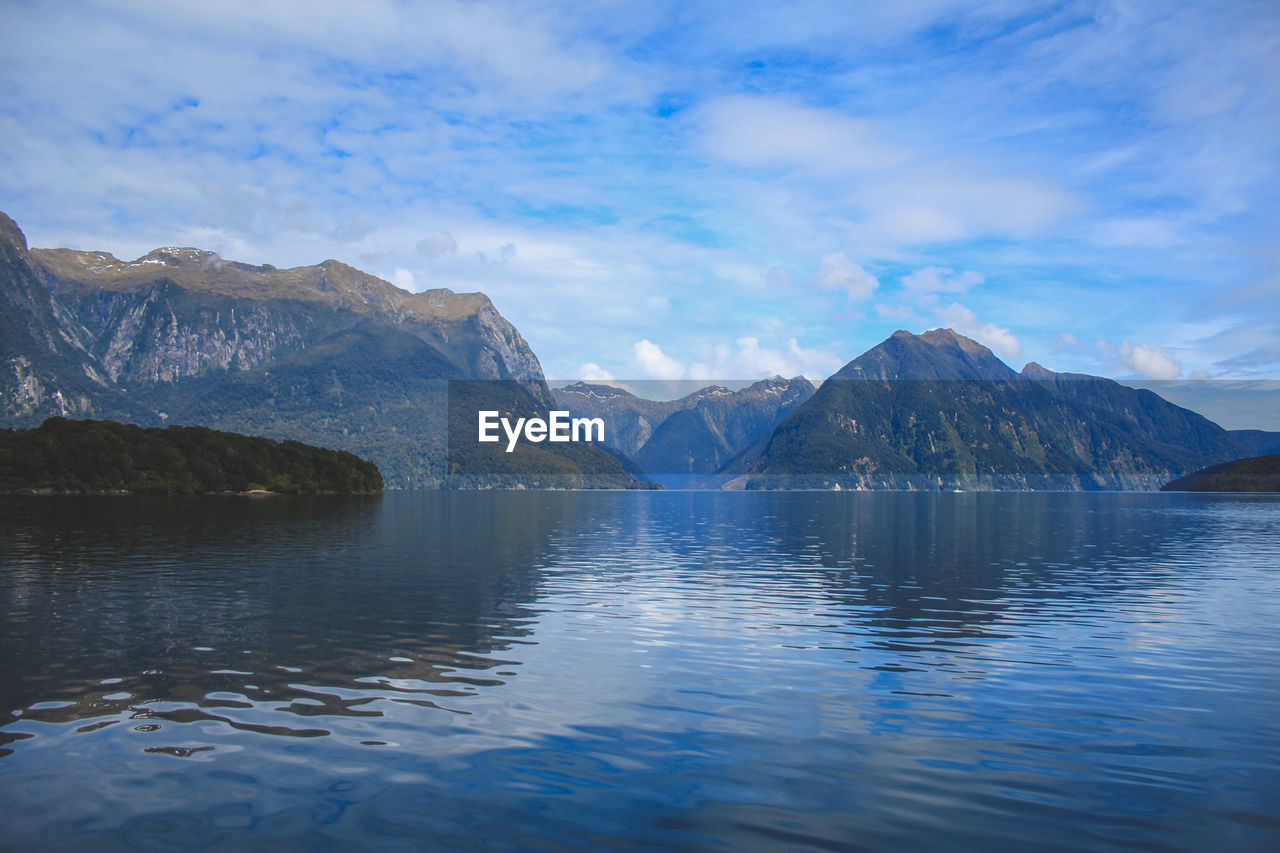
[{"xmin": 1, "ymin": 491, "xmax": 1278, "ymax": 852}]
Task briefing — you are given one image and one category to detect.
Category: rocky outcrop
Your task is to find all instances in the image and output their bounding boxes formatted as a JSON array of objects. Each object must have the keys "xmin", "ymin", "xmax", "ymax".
[{"xmin": 0, "ymin": 213, "xmax": 150, "ymax": 425}]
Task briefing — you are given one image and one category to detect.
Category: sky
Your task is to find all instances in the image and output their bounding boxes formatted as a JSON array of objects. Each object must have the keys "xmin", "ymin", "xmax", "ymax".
[{"xmin": 1, "ymin": 0, "xmax": 1278, "ymax": 383}]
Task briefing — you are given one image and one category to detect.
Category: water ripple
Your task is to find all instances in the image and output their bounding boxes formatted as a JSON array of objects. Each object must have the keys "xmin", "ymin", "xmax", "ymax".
[{"xmin": 1, "ymin": 491, "xmax": 1278, "ymax": 850}]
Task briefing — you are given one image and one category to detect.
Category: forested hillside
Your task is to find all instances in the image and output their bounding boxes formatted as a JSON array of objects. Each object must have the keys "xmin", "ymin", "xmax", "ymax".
[{"xmin": 0, "ymin": 417, "xmax": 383, "ymax": 494}]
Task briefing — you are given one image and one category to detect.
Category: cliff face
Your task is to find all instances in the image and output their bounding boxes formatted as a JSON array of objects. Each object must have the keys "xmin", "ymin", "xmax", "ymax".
[
  {"xmin": 0, "ymin": 213, "xmax": 152, "ymax": 424},
  {"xmin": 31, "ymin": 244, "xmax": 544, "ymax": 384},
  {"xmin": 0, "ymin": 212, "xmax": 550, "ymax": 487}
]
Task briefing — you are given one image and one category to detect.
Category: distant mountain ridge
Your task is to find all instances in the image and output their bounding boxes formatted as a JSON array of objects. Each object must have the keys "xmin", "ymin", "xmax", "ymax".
[
  {"xmin": 553, "ymin": 376, "xmax": 814, "ymax": 478},
  {"xmin": 633, "ymin": 377, "xmax": 814, "ymax": 476},
  {"xmin": 552, "ymin": 382, "xmax": 690, "ymax": 456},
  {"xmin": 1229, "ymin": 429, "xmax": 1280, "ymax": 457}
]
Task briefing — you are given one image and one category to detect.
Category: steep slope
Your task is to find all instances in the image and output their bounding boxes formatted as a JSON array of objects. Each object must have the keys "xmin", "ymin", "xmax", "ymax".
[
  {"xmin": 0, "ymin": 211, "xmax": 642, "ymax": 488},
  {"xmin": 551, "ymin": 382, "xmax": 685, "ymax": 456},
  {"xmin": 1229, "ymin": 429, "xmax": 1280, "ymax": 457},
  {"xmin": 1017, "ymin": 361, "xmax": 1242, "ymax": 465},
  {"xmin": 143, "ymin": 321, "xmax": 460, "ymax": 487},
  {"xmin": 31, "ymin": 244, "xmax": 543, "ymax": 383},
  {"xmin": 633, "ymin": 376, "xmax": 814, "ymax": 476},
  {"xmin": 0, "ymin": 213, "xmax": 153, "ymax": 425},
  {"xmin": 835, "ymin": 328, "xmax": 1018, "ymax": 381},
  {"xmin": 741, "ymin": 329, "xmax": 1245, "ymax": 490}
]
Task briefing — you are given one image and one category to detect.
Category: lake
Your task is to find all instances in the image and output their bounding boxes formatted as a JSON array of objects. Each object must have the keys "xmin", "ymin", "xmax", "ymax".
[{"xmin": 1, "ymin": 491, "xmax": 1278, "ymax": 851}]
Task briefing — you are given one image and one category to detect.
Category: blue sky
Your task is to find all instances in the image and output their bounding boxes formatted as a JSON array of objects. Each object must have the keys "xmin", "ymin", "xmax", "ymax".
[{"xmin": 2, "ymin": 0, "xmax": 1277, "ymax": 382}]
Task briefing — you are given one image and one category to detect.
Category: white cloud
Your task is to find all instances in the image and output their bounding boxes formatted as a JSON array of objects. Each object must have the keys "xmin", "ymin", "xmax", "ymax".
[
  {"xmin": 810, "ymin": 252, "xmax": 879, "ymax": 301},
  {"xmin": 1098, "ymin": 339, "xmax": 1183, "ymax": 379},
  {"xmin": 867, "ymin": 167, "xmax": 1078, "ymax": 244},
  {"xmin": 1121, "ymin": 340, "xmax": 1183, "ymax": 379},
  {"xmin": 1087, "ymin": 217, "xmax": 1184, "ymax": 249},
  {"xmin": 764, "ymin": 266, "xmax": 793, "ymax": 288},
  {"xmin": 577, "ymin": 362, "xmax": 615, "ymax": 381},
  {"xmin": 874, "ymin": 303, "xmax": 919, "ymax": 320},
  {"xmin": 1054, "ymin": 332, "xmax": 1085, "ymax": 352},
  {"xmin": 618, "ymin": 336, "xmax": 844, "ymax": 382},
  {"xmin": 699, "ymin": 95, "xmax": 906, "ymax": 175},
  {"xmin": 696, "ymin": 95, "xmax": 1079, "ymax": 248},
  {"xmin": 4, "ymin": 1, "xmax": 1277, "ymax": 386},
  {"xmin": 389, "ymin": 267, "xmax": 415, "ymax": 290},
  {"xmin": 416, "ymin": 231, "xmax": 458, "ymax": 258},
  {"xmin": 901, "ymin": 266, "xmax": 984, "ymax": 294},
  {"xmin": 688, "ymin": 336, "xmax": 844, "ymax": 380},
  {"xmin": 1206, "ymin": 321, "xmax": 1280, "ymax": 375},
  {"xmin": 941, "ymin": 304, "xmax": 1023, "ymax": 361},
  {"xmin": 629, "ymin": 339, "xmax": 685, "ymax": 380}
]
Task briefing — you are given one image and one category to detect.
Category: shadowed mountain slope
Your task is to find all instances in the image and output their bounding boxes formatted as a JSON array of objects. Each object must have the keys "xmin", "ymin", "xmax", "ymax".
[{"xmin": 739, "ymin": 329, "xmax": 1247, "ymax": 490}]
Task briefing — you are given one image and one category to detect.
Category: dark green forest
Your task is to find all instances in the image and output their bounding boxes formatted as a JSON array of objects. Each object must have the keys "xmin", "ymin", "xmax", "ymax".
[
  {"xmin": 1162, "ymin": 453, "xmax": 1280, "ymax": 492},
  {"xmin": 0, "ymin": 417, "xmax": 382, "ymax": 494}
]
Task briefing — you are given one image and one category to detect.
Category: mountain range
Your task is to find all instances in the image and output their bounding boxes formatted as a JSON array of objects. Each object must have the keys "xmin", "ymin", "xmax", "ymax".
[
  {"xmin": 0, "ymin": 212, "xmax": 638, "ymax": 488},
  {"xmin": 2, "ymin": 210, "xmax": 1271, "ymax": 490},
  {"xmin": 553, "ymin": 376, "xmax": 813, "ymax": 480},
  {"xmin": 736, "ymin": 329, "xmax": 1248, "ymax": 490}
]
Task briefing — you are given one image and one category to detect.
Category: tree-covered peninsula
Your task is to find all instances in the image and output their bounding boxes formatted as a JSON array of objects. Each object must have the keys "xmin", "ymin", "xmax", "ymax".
[
  {"xmin": 1161, "ymin": 454, "xmax": 1280, "ymax": 493},
  {"xmin": 0, "ymin": 417, "xmax": 382, "ymax": 494}
]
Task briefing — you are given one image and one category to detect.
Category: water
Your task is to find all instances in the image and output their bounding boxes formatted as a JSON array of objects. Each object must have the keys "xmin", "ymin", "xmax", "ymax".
[{"xmin": 1, "ymin": 491, "xmax": 1278, "ymax": 851}]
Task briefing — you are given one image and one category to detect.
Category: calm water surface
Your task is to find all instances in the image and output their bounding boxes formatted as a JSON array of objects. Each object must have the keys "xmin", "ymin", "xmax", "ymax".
[{"xmin": 1, "ymin": 491, "xmax": 1278, "ymax": 851}]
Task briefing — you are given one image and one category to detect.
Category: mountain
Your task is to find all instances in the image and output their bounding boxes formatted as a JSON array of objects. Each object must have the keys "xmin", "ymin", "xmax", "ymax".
[
  {"xmin": 1162, "ymin": 454, "xmax": 1280, "ymax": 492},
  {"xmin": 0, "ymin": 214, "xmax": 152, "ymax": 424},
  {"xmin": 30, "ymin": 242, "xmax": 543, "ymax": 385},
  {"xmin": 446, "ymin": 379, "xmax": 658, "ymax": 489},
  {"xmin": 552, "ymin": 377, "xmax": 815, "ymax": 481},
  {"xmin": 0, "ymin": 212, "xmax": 644, "ymax": 488},
  {"xmin": 632, "ymin": 376, "xmax": 814, "ymax": 476},
  {"xmin": 1229, "ymin": 429, "xmax": 1280, "ymax": 457},
  {"xmin": 551, "ymin": 382, "xmax": 686, "ymax": 456},
  {"xmin": 738, "ymin": 329, "xmax": 1247, "ymax": 490},
  {"xmin": 835, "ymin": 327, "xmax": 1018, "ymax": 381}
]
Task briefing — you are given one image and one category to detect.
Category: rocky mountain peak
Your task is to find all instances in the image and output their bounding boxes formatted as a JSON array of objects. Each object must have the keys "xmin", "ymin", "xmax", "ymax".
[
  {"xmin": 917, "ymin": 327, "xmax": 991, "ymax": 355},
  {"xmin": 0, "ymin": 211, "xmax": 28, "ymax": 252},
  {"xmin": 137, "ymin": 247, "xmax": 225, "ymax": 269},
  {"xmin": 556, "ymin": 381, "xmax": 637, "ymax": 400},
  {"xmin": 1021, "ymin": 361, "xmax": 1056, "ymax": 379},
  {"xmin": 740, "ymin": 375, "xmax": 815, "ymax": 399},
  {"xmin": 838, "ymin": 328, "xmax": 1017, "ymax": 381}
]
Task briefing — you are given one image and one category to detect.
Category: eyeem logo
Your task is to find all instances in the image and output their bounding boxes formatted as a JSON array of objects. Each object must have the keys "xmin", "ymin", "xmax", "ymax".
[{"xmin": 478, "ymin": 410, "xmax": 605, "ymax": 453}]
